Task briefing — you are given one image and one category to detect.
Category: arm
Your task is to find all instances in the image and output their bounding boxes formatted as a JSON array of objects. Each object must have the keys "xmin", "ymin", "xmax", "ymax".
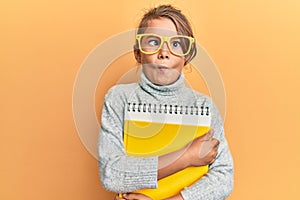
[
  {"xmin": 158, "ymin": 129, "xmax": 219, "ymax": 180},
  {"xmin": 116, "ymin": 193, "xmax": 184, "ymax": 200},
  {"xmin": 99, "ymin": 86, "xmax": 227, "ymax": 196},
  {"xmin": 99, "ymin": 87, "xmax": 158, "ymax": 193},
  {"xmin": 99, "ymin": 87, "xmax": 219, "ymax": 194},
  {"xmin": 180, "ymin": 100, "xmax": 234, "ymax": 200},
  {"xmin": 118, "ymin": 129, "xmax": 220, "ymax": 199}
]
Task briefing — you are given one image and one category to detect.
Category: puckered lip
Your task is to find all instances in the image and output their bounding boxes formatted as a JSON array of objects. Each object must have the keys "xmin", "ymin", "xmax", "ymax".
[{"xmin": 156, "ymin": 64, "xmax": 169, "ymax": 69}]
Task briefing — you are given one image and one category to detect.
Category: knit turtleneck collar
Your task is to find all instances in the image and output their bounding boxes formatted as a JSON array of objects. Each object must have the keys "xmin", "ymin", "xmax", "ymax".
[{"xmin": 139, "ymin": 71, "xmax": 185, "ymax": 96}]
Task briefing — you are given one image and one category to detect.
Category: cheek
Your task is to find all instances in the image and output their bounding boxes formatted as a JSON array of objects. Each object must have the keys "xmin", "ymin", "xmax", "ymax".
[
  {"xmin": 140, "ymin": 54, "xmax": 154, "ymax": 64},
  {"xmin": 174, "ymin": 58, "xmax": 185, "ymax": 70}
]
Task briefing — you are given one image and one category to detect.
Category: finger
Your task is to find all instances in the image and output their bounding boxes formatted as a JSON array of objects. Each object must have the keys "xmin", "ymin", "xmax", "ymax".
[
  {"xmin": 209, "ymin": 158, "xmax": 216, "ymax": 164},
  {"xmin": 208, "ymin": 148, "xmax": 217, "ymax": 158},
  {"xmin": 123, "ymin": 193, "xmax": 140, "ymax": 200},
  {"xmin": 211, "ymin": 138, "xmax": 220, "ymax": 147},
  {"xmin": 205, "ymin": 129, "xmax": 214, "ymax": 140},
  {"xmin": 209, "ymin": 152, "xmax": 218, "ymax": 164},
  {"xmin": 213, "ymin": 147, "xmax": 219, "ymax": 155},
  {"xmin": 124, "ymin": 193, "xmax": 151, "ymax": 200},
  {"xmin": 198, "ymin": 129, "xmax": 214, "ymax": 141},
  {"xmin": 213, "ymin": 150, "xmax": 218, "ymax": 159}
]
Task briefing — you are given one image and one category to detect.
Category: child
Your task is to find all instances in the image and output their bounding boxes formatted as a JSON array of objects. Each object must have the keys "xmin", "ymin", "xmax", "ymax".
[{"xmin": 98, "ymin": 5, "xmax": 234, "ymax": 200}]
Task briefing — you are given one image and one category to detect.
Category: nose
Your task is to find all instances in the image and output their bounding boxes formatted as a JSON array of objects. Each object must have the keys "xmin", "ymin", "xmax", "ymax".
[{"xmin": 157, "ymin": 42, "xmax": 170, "ymax": 59}]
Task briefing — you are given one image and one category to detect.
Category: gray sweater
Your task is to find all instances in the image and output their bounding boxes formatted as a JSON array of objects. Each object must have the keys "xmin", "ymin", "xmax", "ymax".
[{"xmin": 98, "ymin": 72, "xmax": 234, "ymax": 200}]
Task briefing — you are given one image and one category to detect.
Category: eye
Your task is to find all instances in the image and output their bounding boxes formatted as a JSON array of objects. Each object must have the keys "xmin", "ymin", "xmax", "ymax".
[
  {"xmin": 171, "ymin": 40, "xmax": 181, "ymax": 48},
  {"xmin": 148, "ymin": 39, "xmax": 160, "ymax": 46}
]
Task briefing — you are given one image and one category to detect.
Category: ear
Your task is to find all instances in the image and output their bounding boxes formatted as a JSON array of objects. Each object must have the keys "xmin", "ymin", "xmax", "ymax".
[{"xmin": 133, "ymin": 45, "xmax": 141, "ymax": 63}]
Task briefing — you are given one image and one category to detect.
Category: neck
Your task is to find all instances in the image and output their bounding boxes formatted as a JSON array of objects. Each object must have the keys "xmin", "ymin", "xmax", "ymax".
[{"xmin": 139, "ymin": 71, "xmax": 185, "ymax": 97}]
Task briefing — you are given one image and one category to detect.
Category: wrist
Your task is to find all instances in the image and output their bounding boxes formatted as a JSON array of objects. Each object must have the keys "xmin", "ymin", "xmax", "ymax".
[
  {"xmin": 181, "ymin": 145, "xmax": 193, "ymax": 168},
  {"xmin": 158, "ymin": 147, "xmax": 190, "ymax": 180},
  {"xmin": 174, "ymin": 146, "xmax": 191, "ymax": 169}
]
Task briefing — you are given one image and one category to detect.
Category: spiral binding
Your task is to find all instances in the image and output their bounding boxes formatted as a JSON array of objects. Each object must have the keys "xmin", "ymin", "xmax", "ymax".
[{"xmin": 127, "ymin": 102, "xmax": 210, "ymax": 116}]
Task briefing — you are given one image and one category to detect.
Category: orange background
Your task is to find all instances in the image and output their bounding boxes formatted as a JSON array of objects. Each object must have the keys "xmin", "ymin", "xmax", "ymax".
[{"xmin": 1, "ymin": 0, "xmax": 300, "ymax": 199}]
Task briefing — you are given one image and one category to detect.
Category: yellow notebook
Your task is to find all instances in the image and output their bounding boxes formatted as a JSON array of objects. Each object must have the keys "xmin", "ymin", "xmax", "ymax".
[{"xmin": 123, "ymin": 103, "xmax": 211, "ymax": 200}]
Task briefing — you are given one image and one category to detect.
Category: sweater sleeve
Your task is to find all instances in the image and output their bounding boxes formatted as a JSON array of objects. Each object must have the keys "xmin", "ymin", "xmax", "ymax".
[
  {"xmin": 98, "ymin": 87, "xmax": 158, "ymax": 193},
  {"xmin": 181, "ymin": 99, "xmax": 234, "ymax": 200}
]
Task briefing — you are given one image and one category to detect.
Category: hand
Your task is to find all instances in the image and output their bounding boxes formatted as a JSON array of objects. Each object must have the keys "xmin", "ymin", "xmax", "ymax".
[
  {"xmin": 184, "ymin": 129, "xmax": 219, "ymax": 167},
  {"xmin": 164, "ymin": 193, "xmax": 184, "ymax": 200},
  {"xmin": 115, "ymin": 193, "xmax": 152, "ymax": 200}
]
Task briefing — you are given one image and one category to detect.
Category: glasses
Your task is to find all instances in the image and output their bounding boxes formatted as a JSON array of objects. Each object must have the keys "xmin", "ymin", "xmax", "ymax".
[{"xmin": 136, "ymin": 33, "xmax": 195, "ymax": 57}]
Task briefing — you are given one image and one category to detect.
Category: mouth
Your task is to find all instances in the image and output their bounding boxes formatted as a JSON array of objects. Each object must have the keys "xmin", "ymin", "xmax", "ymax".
[{"xmin": 157, "ymin": 65, "xmax": 169, "ymax": 71}]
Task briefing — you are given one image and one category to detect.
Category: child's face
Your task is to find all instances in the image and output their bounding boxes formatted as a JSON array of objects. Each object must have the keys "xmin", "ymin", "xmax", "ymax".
[{"xmin": 137, "ymin": 18, "xmax": 186, "ymax": 86}]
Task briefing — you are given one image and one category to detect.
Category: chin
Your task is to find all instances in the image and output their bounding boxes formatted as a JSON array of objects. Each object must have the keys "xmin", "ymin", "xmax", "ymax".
[{"xmin": 154, "ymin": 78, "xmax": 176, "ymax": 86}]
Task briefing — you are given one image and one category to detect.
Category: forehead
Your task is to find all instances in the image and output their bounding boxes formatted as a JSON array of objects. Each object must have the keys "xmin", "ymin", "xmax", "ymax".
[{"xmin": 142, "ymin": 18, "xmax": 178, "ymax": 36}]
